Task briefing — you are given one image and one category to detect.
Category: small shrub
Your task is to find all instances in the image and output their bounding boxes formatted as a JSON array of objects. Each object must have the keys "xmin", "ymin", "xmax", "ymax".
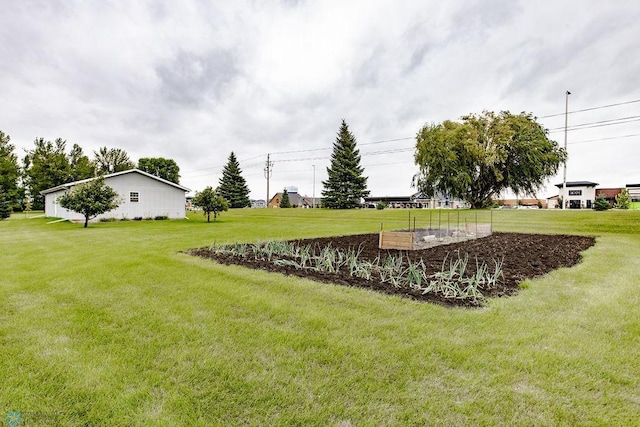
[
  {"xmin": 99, "ymin": 217, "xmax": 117, "ymax": 222},
  {"xmin": 376, "ymin": 202, "xmax": 386, "ymax": 210},
  {"xmin": 133, "ymin": 217, "xmax": 143, "ymax": 221},
  {"xmin": 154, "ymin": 215, "xmax": 169, "ymax": 220},
  {"xmin": 614, "ymin": 189, "xmax": 631, "ymax": 209},
  {"xmin": 593, "ymin": 194, "xmax": 610, "ymax": 211}
]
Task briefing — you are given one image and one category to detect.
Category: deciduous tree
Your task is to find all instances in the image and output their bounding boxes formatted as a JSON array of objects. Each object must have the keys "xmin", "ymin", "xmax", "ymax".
[
  {"xmin": 413, "ymin": 111, "xmax": 566, "ymax": 208},
  {"xmin": 614, "ymin": 188, "xmax": 631, "ymax": 209},
  {"xmin": 69, "ymin": 143, "xmax": 96, "ymax": 181},
  {"xmin": 322, "ymin": 120, "xmax": 369, "ymax": 209},
  {"xmin": 58, "ymin": 176, "xmax": 121, "ymax": 227},
  {"xmin": 218, "ymin": 152, "xmax": 251, "ymax": 208},
  {"xmin": 193, "ymin": 186, "xmax": 229, "ymax": 222},
  {"xmin": 138, "ymin": 157, "xmax": 180, "ymax": 184},
  {"xmin": 23, "ymin": 138, "xmax": 72, "ymax": 210},
  {"xmin": 94, "ymin": 147, "xmax": 135, "ymax": 174}
]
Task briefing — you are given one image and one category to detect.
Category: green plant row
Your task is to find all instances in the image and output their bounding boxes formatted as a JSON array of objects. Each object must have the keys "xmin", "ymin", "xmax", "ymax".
[{"xmin": 208, "ymin": 240, "xmax": 503, "ymax": 303}]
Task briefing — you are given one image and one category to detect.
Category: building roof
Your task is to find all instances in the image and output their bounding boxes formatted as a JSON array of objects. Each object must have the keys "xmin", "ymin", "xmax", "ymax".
[
  {"xmin": 596, "ymin": 188, "xmax": 622, "ymax": 197},
  {"xmin": 40, "ymin": 169, "xmax": 190, "ymax": 195},
  {"xmin": 555, "ymin": 181, "xmax": 599, "ymax": 188}
]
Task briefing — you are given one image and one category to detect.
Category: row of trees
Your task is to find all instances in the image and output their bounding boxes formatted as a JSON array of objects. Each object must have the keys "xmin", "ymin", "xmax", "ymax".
[
  {"xmin": 3, "ymin": 110, "xmax": 568, "ymax": 219},
  {"xmin": 0, "ymin": 130, "xmax": 180, "ymax": 211},
  {"xmin": 319, "ymin": 113, "xmax": 565, "ymax": 210},
  {"xmin": 191, "ymin": 152, "xmax": 250, "ymax": 222}
]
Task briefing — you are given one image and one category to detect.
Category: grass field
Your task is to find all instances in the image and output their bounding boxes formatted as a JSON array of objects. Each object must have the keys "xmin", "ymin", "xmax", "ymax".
[{"xmin": 1, "ymin": 208, "xmax": 639, "ymax": 426}]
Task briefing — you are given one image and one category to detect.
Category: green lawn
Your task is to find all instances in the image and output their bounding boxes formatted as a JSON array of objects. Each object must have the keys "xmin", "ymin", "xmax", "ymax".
[{"xmin": 1, "ymin": 209, "xmax": 639, "ymax": 426}]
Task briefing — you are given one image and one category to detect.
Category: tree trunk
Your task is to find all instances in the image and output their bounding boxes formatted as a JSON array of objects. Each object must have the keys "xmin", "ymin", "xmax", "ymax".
[
  {"xmin": 207, "ymin": 212, "xmax": 210, "ymax": 222},
  {"xmin": 84, "ymin": 215, "xmax": 89, "ymax": 228}
]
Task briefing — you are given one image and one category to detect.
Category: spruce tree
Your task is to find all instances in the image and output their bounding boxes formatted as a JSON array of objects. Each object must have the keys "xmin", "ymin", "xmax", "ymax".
[
  {"xmin": 279, "ymin": 188, "xmax": 291, "ymax": 208},
  {"xmin": 322, "ymin": 120, "xmax": 369, "ymax": 209},
  {"xmin": 593, "ymin": 194, "xmax": 610, "ymax": 211},
  {"xmin": 0, "ymin": 190, "xmax": 11, "ymax": 220},
  {"xmin": 219, "ymin": 152, "xmax": 251, "ymax": 208}
]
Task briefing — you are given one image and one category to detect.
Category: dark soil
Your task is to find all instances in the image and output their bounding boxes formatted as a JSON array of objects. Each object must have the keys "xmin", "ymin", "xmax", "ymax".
[{"xmin": 188, "ymin": 232, "xmax": 596, "ymax": 307}]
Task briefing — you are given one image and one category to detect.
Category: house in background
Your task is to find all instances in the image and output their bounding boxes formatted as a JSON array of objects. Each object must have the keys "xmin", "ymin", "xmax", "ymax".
[
  {"xmin": 554, "ymin": 181, "xmax": 599, "ymax": 209},
  {"xmin": 42, "ymin": 169, "xmax": 190, "ymax": 221},
  {"xmin": 268, "ymin": 187, "xmax": 319, "ymax": 208},
  {"xmin": 364, "ymin": 193, "xmax": 467, "ymax": 209}
]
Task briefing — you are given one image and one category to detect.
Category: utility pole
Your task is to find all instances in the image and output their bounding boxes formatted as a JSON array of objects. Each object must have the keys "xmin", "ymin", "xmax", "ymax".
[
  {"xmin": 562, "ymin": 90, "xmax": 571, "ymax": 209},
  {"xmin": 312, "ymin": 164, "xmax": 316, "ymax": 209},
  {"xmin": 264, "ymin": 153, "xmax": 273, "ymax": 208}
]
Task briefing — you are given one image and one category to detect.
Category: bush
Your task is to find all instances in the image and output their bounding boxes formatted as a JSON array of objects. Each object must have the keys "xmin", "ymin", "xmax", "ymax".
[
  {"xmin": 615, "ymin": 189, "xmax": 631, "ymax": 209},
  {"xmin": 376, "ymin": 202, "xmax": 386, "ymax": 210},
  {"xmin": 593, "ymin": 194, "xmax": 610, "ymax": 211},
  {"xmin": 99, "ymin": 217, "xmax": 117, "ymax": 222},
  {"xmin": 154, "ymin": 215, "xmax": 169, "ymax": 220}
]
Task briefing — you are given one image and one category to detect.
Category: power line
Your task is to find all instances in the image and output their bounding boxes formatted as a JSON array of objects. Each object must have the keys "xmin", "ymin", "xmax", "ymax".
[
  {"xmin": 538, "ymin": 98, "xmax": 640, "ymax": 119},
  {"xmin": 548, "ymin": 114, "xmax": 640, "ymax": 131},
  {"xmin": 548, "ymin": 116, "xmax": 640, "ymax": 133},
  {"xmin": 269, "ymin": 136, "xmax": 414, "ymax": 156},
  {"xmin": 184, "ymin": 97, "xmax": 640, "ymax": 176},
  {"xmin": 568, "ymin": 133, "xmax": 640, "ymax": 145}
]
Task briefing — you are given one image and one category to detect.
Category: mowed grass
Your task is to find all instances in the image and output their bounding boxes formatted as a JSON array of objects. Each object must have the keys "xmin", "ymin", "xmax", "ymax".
[{"xmin": 1, "ymin": 209, "xmax": 639, "ymax": 426}]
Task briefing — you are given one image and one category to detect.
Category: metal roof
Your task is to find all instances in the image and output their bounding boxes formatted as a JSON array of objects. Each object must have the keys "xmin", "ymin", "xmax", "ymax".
[
  {"xmin": 40, "ymin": 169, "xmax": 190, "ymax": 195},
  {"xmin": 554, "ymin": 181, "xmax": 599, "ymax": 188}
]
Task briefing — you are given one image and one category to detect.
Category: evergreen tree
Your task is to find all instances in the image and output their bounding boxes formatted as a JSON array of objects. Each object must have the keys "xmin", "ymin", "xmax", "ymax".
[
  {"xmin": 279, "ymin": 188, "xmax": 291, "ymax": 208},
  {"xmin": 23, "ymin": 138, "xmax": 72, "ymax": 210},
  {"xmin": 321, "ymin": 120, "xmax": 369, "ymax": 209},
  {"xmin": 0, "ymin": 130, "xmax": 21, "ymax": 208},
  {"xmin": 593, "ymin": 194, "xmax": 610, "ymax": 211},
  {"xmin": 218, "ymin": 152, "xmax": 251, "ymax": 208},
  {"xmin": 0, "ymin": 190, "xmax": 11, "ymax": 220},
  {"xmin": 614, "ymin": 188, "xmax": 631, "ymax": 209}
]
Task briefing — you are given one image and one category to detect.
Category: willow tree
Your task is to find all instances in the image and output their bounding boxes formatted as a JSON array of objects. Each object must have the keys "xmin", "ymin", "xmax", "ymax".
[{"xmin": 413, "ymin": 111, "xmax": 566, "ymax": 208}]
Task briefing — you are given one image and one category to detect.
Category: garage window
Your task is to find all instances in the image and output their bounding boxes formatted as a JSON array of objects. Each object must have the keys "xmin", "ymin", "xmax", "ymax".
[{"xmin": 130, "ymin": 192, "xmax": 139, "ymax": 203}]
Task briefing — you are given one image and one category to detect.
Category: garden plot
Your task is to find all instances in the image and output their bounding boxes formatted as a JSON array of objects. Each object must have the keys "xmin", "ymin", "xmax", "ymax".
[{"xmin": 188, "ymin": 232, "xmax": 595, "ymax": 308}]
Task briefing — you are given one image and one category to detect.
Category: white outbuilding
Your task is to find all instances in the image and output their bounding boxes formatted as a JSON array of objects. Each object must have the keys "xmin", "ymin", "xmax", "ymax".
[{"xmin": 41, "ymin": 169, "xmax": 190, "ymax": 222}]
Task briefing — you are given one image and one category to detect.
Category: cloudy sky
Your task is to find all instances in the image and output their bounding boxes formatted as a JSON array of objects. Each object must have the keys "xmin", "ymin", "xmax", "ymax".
[{"xmin": 2, "ymin": 0, "xmax": 639, "ymax": 201}]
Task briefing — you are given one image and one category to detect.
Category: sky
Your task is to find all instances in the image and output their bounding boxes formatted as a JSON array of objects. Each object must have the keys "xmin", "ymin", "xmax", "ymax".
[{"xmin": 1, "ymin": 0, "xmax": 639, "ymax": 201}]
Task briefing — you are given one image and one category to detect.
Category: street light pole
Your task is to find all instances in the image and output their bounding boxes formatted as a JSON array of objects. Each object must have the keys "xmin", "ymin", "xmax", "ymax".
[
  {"xmin": 312, "ymin": 164, "xmax": 316, "ymax": 209},
  {"xmin": 562, "ymin": 90, "xmax": 571, "ymax": 209}
]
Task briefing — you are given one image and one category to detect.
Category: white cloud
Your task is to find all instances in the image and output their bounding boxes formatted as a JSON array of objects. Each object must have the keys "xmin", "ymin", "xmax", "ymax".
[{"xmin": 1, "ymin": 0, "xmax": 639, "ymax": 199}]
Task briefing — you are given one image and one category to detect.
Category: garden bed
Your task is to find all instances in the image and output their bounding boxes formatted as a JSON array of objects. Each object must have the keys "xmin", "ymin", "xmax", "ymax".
[{"xmin": 188, "ymin": 232, "xmax": 595, "ymax": 307}]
